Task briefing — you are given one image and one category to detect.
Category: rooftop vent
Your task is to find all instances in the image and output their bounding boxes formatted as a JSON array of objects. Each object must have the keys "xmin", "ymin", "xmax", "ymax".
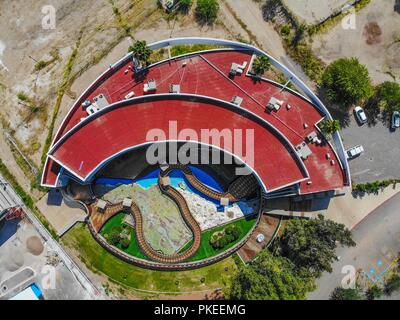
[
  {"xmin": 144, "ymin": 79, "xmax": 157, "ymax": 93},
  {"xmin": 93, "ymin": 93, "xmax": 109, "ymax": 109},
  {"xmin": 231, "ymin": 96, "xmax": 243, "ymax": 106},
  {"xmin": 170, "ymin": 84, "xmax": 180, "ymax": 93},
  {"xmin": 266, "ymin": 97, "xmax": 284, "ymax": 112},
  {"xmin": 295, "ymin": 142, "xmax": 312, "ymax": 160}
]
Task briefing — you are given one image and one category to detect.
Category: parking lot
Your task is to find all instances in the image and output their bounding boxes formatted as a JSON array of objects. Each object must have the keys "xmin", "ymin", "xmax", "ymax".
[{"xmin": 341, "ymin": 114, "xmax": 400, "ymax": 184}]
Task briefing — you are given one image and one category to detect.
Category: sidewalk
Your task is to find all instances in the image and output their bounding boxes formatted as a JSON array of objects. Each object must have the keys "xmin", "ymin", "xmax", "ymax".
[{"xmin": 325, "ymin": 185, "xmax": 400, "ymax": 230}]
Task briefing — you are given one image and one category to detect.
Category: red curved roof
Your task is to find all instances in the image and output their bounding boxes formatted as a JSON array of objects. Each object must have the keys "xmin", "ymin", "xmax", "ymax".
[
  {"xmin": 49, "ymin": 97, "xmax": 306, "ymax": 192},
  {"xmin": 42, "ymin": 49, "xmax": 346, "ymax": 194}
]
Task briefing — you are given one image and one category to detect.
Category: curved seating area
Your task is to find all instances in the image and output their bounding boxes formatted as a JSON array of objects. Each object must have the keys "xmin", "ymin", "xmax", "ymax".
[{"xmin": 161, "ymin": 164, "xmax": 238, "ymax": 203}]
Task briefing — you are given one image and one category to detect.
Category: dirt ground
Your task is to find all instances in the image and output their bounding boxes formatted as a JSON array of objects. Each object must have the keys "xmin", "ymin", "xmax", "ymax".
[
  {"xmin": 0, "ymin": 0, "xmax": 255, "ymax": 194},
  {"xmin": 0, "ymin": 218, "xmax": 90, "ymax": 300},
  {"xmin": 283, "ymin": 0, "xmax": 351, "ymax": 25},
  {"xmin": 0, "ymin": 0, "xmax": 263, "ymax": 300},
  {"xmin": 312, "ymin": 0, "xmax": 400, "ymax": 84}
]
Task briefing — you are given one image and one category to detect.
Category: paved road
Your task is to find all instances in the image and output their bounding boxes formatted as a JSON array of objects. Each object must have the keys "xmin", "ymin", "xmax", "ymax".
[
  {"xmin": 309, "ymin": 192, "xmax": 400, "ymax": 300},
  {"xmin": 341, "ymin": 115, "xmax": 400, "ymax": 184},
  {"xmin": 0, "ymin": 174, "xmax": 102, "ymax": 300}
]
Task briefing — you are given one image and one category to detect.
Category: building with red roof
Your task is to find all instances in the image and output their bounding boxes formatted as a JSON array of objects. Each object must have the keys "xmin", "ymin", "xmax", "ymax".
[{"xmin": 42, "ymin": 38, "xmax": 350, "ymax": 209}]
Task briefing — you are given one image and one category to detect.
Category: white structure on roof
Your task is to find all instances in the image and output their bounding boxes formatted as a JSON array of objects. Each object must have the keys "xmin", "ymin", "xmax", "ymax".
[
  {"xmin": 266, "ymin": 97, "xmax": 284, "ymax": 112},
  {"xmin": 231, "ymin": 95, "xmax": 243, "ymax": 106},
  {"xmin": 124, "ymin": 91, "xmax": 135, "ymax": 99},
  {"xmin": 170, "ymin": 84, "xmax": 180, "ymax": 93},
  {"xmin": 144, "ymin": 79, "xmax": 157, "ymax": 93},
  {"xmin": 93, "ymin": 93, "xmax": 109, "ymax": 109}
]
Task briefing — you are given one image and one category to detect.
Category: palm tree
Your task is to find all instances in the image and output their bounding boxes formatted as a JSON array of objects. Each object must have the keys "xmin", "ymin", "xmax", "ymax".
[
  {"xmin": 252, "ymin": 56, "xmax": 271, "ymax": 76},
  {"xmin": 319, "ymin": 119, "xmax": 341, "ymax": 135},
  {"xmin": 128, "ymin": 40, "xmax": 152, "ymax": 66}
]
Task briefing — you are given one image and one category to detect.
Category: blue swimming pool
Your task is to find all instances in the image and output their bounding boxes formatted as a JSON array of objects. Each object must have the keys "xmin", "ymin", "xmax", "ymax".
[{"xmin": 96, "ymin": 166, "xmax": 226, "ymax": 205}]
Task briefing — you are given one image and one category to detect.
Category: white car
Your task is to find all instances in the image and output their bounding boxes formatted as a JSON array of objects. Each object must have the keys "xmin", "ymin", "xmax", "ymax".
[
  {"xmin": 346, "ymin": 145, "xmax": 364, "ymax": 159},
  {"xmin": 354, "ymin": 106, "xmax": 367, "ymax": 124}
]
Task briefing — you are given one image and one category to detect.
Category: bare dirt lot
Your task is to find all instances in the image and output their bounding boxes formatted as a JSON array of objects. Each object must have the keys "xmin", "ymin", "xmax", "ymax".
[
  {"xmin": 312, "ymin": 0, "xmax": 400, "ymax": 84},
  {"xmin": 283, "ymin": 0, "xmax": 351, "ymax": 25},
  {"xmin": 0, "ymin": 218, "xmax": 90, "ymax": 300}
]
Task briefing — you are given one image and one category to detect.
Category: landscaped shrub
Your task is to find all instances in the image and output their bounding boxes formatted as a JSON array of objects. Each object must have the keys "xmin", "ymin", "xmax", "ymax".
[
  {"xmin": 366, "ymin": 285, "xmax": 383, "ymax": 300},
  {"xmin": 384, "ymin": 274, "xmax": 400, "ymax": 296},
  {"xmin": 353, "ymin": 179, "xmax": 400, "ymax": 194},
  {"xmin": 209, "ymin": 224, "xmax": 241, "ymax": 250},
  {"xmin": 366, "ymin": 81, "xmax": 400, "ymax": 122},
  {"xmin": 330, "ymin": 286, "xmax": 364, "ymax": 300},
  {"xmin": 179, "ymin": 0, "xmax": 193, "ymax": 13},
  {"xmin": 280, "ymin": 24, "xmax": 291, "ymax": 36},
  {"xmin": 108, "ymin": 226, "xmax": 123, "ymax": 246},
  {"xmin": 120, "ymin": 238, "xmax": 130, "ymax": 249},
  {"xmin": 170, "ymin": 44, "xmax": 219, "ymax": 57},
  {"xmin": 195, "ymin": 0, "xmax": 219, "ymax": 25},
  {"xmin": 322, "ymin": 57, "xmax": 373, "ymax": 107}
]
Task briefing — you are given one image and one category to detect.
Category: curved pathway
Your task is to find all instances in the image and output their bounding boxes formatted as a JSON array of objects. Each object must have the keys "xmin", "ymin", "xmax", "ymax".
[
  {"xmin": 161, "ymin": 164, "xmax": 238, "ymax": 203},
  {"xmin": 89, "ymin": 165, "xmax": 246, "ymax": 263}
]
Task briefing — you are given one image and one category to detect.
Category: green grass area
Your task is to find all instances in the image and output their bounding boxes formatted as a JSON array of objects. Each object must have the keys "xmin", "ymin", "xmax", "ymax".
[
  {"xmin": 100, "ymin": 212, "xmax": 147, "ymax": 259},
  {"xmin": 101, "ymin": 212, "xmax": 257, "ymax": 263},
  {"xmin": 62, "ymin": 223, "xmax": 237, "ymax": 292},
  {"xmin": 170, "ymin": 44, "xmax": 222, "ymax": 57},
  {"xmin": 180, "ymin": 215, "xmax": 258, "ymax": 262}
]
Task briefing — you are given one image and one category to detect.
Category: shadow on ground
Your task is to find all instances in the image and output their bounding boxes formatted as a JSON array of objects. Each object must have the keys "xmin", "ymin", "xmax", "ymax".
[{"xmin": 0, "ymin": 219, "xmax": 20, "ymax": 246}]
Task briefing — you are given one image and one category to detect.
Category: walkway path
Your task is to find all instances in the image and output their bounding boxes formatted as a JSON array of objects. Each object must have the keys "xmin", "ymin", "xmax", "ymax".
[
  {"xmin": 309, "ymin": 192, "xmax": 400, "ymax": 299},
  {"xmin": 88, "ymin": 164, "xmax": 249, "ymax": 263}
]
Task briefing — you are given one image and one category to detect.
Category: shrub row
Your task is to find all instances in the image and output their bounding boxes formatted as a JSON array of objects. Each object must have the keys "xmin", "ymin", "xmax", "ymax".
[{"xmin": 353, "ymin": 179, "xmax": 400, "ymax": 194}]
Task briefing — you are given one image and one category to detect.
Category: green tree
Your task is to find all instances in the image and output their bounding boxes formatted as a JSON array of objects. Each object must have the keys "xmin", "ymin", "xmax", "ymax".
[
  {"xmin": 252, "ymin": 56, "xmax": 271, "ymax": 76},
  {"xmin": 322, "ymin": 57, "xmax": 373, "ymax": 106},
  {"xmin": 229, "ymin": 251, "xmax": 315, "ymax": 300},
  {"xmin": 368, "ymin": 81, "xmax": 400, "ymax": 113},
  {"xmin": 120, "ymin": 238, "xmax": 130, "ymax": 249},
  {"xmin": 273, "ymin": 215, "xmax": 355, "ymax": 277},
  {"xmin": 319, "ymin": 119, "xmax": 341, "ymax": 135},
  {"xmin": 179, "ymin": 0, "xmax": 193, "ymax": 13},
  {"xmin": 366, "ymin": 285, "xmax": 383, "ymax": 300},
  {"xmin": 330, "ymin": 287, "xmax": 363, "ymax": 300},
  {"xmin": 108, "ymin": 226, "xmax": 123, "ymax": 246},
  {"xmin": 128, "ymin": 40, "xmax": 152, "ymax": 66},
  {"xmin": 195, "ymin": 0, "xmax": 219, "ymax": 25},
  {"xmin": 384, "ymin": 274, "xmax": 400, "ymax": 296}
]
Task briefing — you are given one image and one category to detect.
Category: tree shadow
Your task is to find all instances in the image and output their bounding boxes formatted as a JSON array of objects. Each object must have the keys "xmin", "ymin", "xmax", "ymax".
[
  {"xmin": 261, "ymin": 0, "xmax": 281, "ymax": 22},
  {"xmin": 364, "ymin": 99, "xmax": 381, "ymax": 127},
  {"xmin": 317, "ymin": 87, "xmax": 352, "ymax": 128},
  {"xmin": 395, "ymin": 0, "xmax": 400, "ymax": 14},
  {"xmin": 0, "ymin": 219, "xmax": 20, "ymax": 246}
]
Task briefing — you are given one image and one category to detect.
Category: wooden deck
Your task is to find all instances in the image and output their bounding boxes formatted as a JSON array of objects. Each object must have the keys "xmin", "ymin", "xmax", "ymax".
[{"xmin": 237, "ymin": 214, "xmax": 281, "ymax": 263}]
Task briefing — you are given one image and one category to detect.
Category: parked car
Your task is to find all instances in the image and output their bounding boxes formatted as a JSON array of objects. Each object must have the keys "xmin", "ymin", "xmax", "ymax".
[
  {"xmin": 391, "ymin": 111, "xmax": 400, "ymax": 130},
  {"xmin": 354, "ymin": 106, "xmax": 367, "ymax": 124},
  {"xmin": 346, "ymin": 145, "xmax": 364, "ymax": 159}
]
